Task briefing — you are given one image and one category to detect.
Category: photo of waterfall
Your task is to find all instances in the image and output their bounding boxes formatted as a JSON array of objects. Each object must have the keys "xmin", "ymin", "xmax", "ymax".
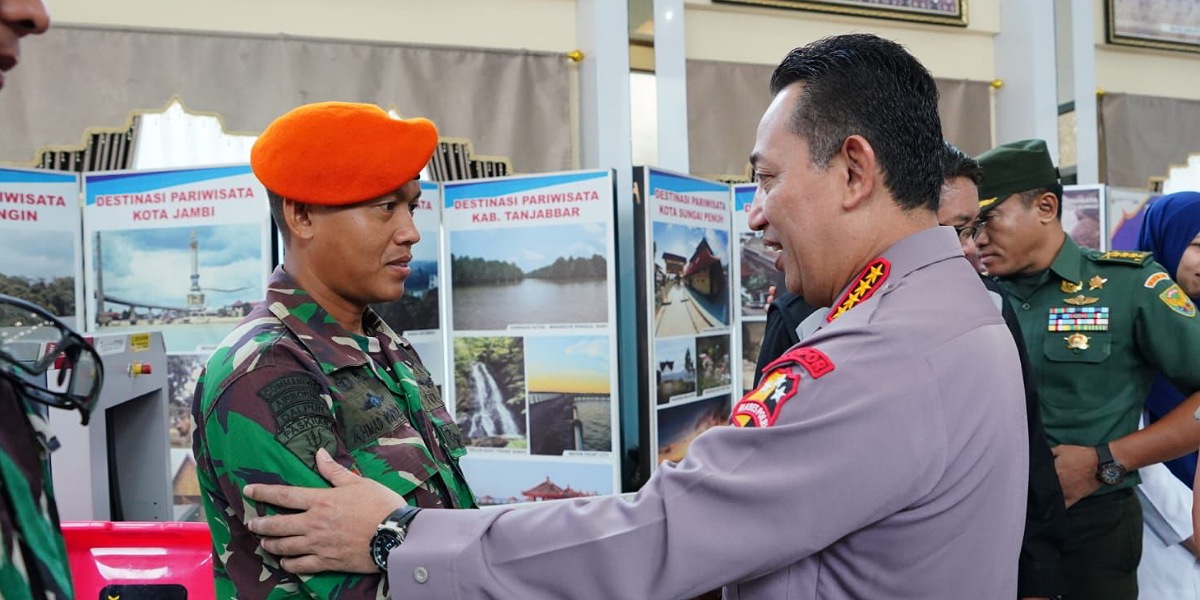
[
  {"xmin": 524, "ymin": 335, "xmax": 613, "ymax": 456},
  {"xmin": 453, "ymin": 336, "xmax": 527, "ymax": 450}
]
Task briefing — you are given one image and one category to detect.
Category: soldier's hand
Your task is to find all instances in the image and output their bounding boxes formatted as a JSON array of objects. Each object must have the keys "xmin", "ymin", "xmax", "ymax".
[
  {"xmin": 244, "ymin": 448, "xmax": 407, "ymax": 574},
  {"xmin": 1050, "ymin": 444, "xmax": 1101, "ymax": 508}
]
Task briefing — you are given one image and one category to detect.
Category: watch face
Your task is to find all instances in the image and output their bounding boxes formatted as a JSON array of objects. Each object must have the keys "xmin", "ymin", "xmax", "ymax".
[
  {"xmin": 371, "ymin": 529, "xmax": 403, "ymax": 571},
  {"xmin": 1100, "ymin": 463, "xmax": 1125, "ymax": 485}
]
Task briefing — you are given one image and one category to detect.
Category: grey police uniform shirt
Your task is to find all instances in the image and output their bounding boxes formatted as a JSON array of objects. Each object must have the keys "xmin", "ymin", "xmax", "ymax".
[{"xmin": 388, "ymin": 226, "xmax": 1029, "ymax": 600}]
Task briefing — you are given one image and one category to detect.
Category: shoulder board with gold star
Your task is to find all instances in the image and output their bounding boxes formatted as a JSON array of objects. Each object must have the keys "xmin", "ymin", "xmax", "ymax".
[
  {"xmin": 827, "ymin": 257, "xmax": 891, "ymax": 322},
  {"xmin": 1087, "ymin": 250, "xmax": 1152, "ymax": 267}
]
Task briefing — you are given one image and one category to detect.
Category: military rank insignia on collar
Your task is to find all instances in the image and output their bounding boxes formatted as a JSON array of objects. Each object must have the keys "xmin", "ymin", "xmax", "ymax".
[
  {"xmin": 1160, "ymin": 283, "xmax": 1197, "ymax": 318},
  {"xmin": 828, "ymin": 258, "xmax": 891, "ymax": 322}
]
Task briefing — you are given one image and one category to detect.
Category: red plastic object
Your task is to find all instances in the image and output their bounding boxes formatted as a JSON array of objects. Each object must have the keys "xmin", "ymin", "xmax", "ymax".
[{"xmin": 61, "ymin": 521, "xmax": 215, "ymax": 600}]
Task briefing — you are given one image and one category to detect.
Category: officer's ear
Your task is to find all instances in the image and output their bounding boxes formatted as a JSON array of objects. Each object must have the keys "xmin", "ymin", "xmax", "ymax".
[
  {"xmin": 283, "ymin": 199, "xmax": 317, "ymax": 241},
  {"xmin": 1034, "ymin": 192, "xmax": 1059, "ymax": 224}
]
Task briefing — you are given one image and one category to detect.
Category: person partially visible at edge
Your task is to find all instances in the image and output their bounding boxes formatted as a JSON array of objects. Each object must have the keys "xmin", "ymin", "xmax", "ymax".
[
  {"xmin": 240, "ymin": 34, "xmax": 1029, "ymax": 600},
  {"xmin": 1136, "ymin": 191, "xmax": 1200, "ymax": 490},
  {"xmin": 1132, "ymin": 191, "xmax": 1200, "ymax": 599},
  {"xmin": 939, "ymin": 142, "xmax": 1068, "ymax": 600},
  {"xmin": 190, "ymin": 101, "xmax": 476, "ymax": 600},
  {"xmin": 0, "ymin": 3, "xmax": 76, "ymax": 600},
  {"xmin": 0, "ymin": 0, "xmax": 47, "ymax": 91},
  {"xmin": 974, "ymin": 139, "xmax": 1200, "ymax": 600}
]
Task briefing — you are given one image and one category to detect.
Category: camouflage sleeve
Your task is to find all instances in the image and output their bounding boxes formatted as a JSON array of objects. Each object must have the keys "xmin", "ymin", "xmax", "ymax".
[
  {"xmin": 196, "ymin": 357, "xmax": 386, "ymax": 600},
  {"xmin": 1134, "ymin": 269, "xmax": 1200, "ymax": 395}
]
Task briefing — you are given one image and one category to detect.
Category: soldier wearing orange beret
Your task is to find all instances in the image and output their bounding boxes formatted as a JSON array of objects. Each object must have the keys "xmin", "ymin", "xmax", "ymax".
[{"xmin": 191, "ymin": 102, "xmax": 476, "ymax": 600}]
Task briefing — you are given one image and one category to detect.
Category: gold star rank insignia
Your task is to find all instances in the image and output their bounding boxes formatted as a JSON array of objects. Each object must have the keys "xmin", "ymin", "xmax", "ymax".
[
  {"xmin": 1061, "ymin": 280, "xmax": 1083, "ymax": 294},
  {"xmin": 828, "ymin": 257, "xmax": 891, "ymax": 322},
  {"xmin": 1063, "ymin": 295, "xmax": 1099, "ymax": 306},
  {"xmin": 1088, "ymin": 276, "xmax": 1107, "ymax": 291},
  {"xmin": 1064, "ymin": 333, "xmax": 1090, "ymax": 351}
]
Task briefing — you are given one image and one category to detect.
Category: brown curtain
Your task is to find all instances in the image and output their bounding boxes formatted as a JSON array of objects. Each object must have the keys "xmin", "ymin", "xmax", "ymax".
[
  {"xmin": 0, "ymin": 25, "xmax": 572, "ymax": 174},
  {"xmin": 1100, "ymin": 92, "xmax": 1200, "ymax": 189},
  {"xmin": 686, "ymin": 58, "xmax": 993, "ymax": 179}
]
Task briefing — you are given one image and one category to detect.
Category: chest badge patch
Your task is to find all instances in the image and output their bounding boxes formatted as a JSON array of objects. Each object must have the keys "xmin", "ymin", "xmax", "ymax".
[
  {"xmin": 828, "ymin": 258, "xmax": 891, "ymax": 322},
  {"xmin": 732, "ymin": 369, "xmax": 800, "ymax": 428},
  {"xmin": 1064, "ymin": 333, "xmax": 1090, "ymax": 351},
  {"xmin": 1160, "ymin": 283, "xmax": 1197, "ymax": 318},
  {"xmin": 1060, "ymin": 280, "xmax": 1083, "ymax": 294},
  {"xmin": 1088, "ymin": 276, "xmax": 1107, "ymax": 291}
]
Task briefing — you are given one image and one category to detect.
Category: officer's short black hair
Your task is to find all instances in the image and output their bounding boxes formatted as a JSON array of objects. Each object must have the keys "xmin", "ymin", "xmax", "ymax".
[
  {"xmin": 941, "ymin": 141, "xmax": 983, "ymax": 186},
  {"xmin": 769, "ymin": 34, "xmax": 944, "ymax": 213},
  {"xmin": 1018, "ymin": 185, "xmax": 1065, "ymax": 221}
]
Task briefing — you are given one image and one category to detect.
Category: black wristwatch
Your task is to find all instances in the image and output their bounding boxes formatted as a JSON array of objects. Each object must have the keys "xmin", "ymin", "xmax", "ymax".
[
  {"xmin": 370, "ymin": 505, "xmax": 422, "ymax": 572},
  {"xmin": 1094, "ymin": 443, "xmax": 1127, "ymax": 486}
]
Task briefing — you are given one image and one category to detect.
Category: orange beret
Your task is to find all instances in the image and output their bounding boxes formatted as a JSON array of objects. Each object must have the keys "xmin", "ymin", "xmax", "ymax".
[{"xmin": 250, "ymin": 101, "xmax": 438, "ymax": 205}]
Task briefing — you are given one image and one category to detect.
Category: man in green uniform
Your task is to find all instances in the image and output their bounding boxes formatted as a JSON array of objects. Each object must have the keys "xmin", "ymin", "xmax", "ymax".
[
  {"xmin": 974, "ymin": 139, "xmax": 1200, "ymax": 600},
  {"xmin": 1, "ymin": 4, "xmax": 74, "ymax": 600},
  {"xmin": 1, "ymin": 294, "xmax": 103, "ymax": 600},
  {"xmin": 191, "ymin": 101, "xmax": 476, "ymax": 600}
]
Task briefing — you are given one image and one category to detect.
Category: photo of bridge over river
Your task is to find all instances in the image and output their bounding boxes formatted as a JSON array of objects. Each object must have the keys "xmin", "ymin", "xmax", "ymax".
[{"xmin": 524, "ymin": 335, "xmax": 613, "ymax": 456}]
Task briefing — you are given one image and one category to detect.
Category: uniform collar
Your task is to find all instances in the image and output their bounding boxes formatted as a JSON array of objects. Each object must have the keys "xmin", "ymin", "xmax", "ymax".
[
  {"xmin": 264, "ymin": 266, "xmax": 405, "ymax": 374},
  {"xmin": 824, "ymin": 225, "xmax": 961, "ymax": 323},
  {"xmin": 1047, "ymin": 235, "xmax": 1083, "ymax": 285}
]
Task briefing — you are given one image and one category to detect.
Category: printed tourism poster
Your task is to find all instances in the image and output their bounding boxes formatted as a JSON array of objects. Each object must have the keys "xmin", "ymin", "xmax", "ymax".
[
  {"xmin": 371, "ymin": 181, "xmax": 447, "ymax": 390},
  {"xmin": 83, "ymin": 165, "xmax": 271, "ymax": 522},
  {"xmin": 443, "ymin": 169, "xmax": 620, "ymax": 503},
  {"xmin": 1106, "ymin": 187, "xmax": 1155, "ymax": 251},
  {"xmin": 633, "ymin": 167, "xmax": 733, "ymax": 472},
  {"xmin": 731, "ymin": 183, "xmax": 776, "ymax": 394},
  {"xmin": 82, "ymin": 165, "xmax": 272, "ymax": 352},
  {"xmin": 1061, "ymin": 185, "xmax": 1107, "ymax": 252},
  {"xmin": 0, "ymin": 168, "xmax": 84, "ymax": 330}
]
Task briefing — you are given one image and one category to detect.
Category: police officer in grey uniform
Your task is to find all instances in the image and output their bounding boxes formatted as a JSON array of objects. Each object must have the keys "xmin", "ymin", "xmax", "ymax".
[{"xmin": 243, "ymin": 34, "xmax": 1030, "ymax": 600}]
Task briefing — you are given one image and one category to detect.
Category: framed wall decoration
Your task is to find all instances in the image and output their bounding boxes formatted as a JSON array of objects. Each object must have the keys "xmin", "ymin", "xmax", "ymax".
[
  {"xmin": 1106, "ymin": 0, "xmax": 1200, "ymax": 54},
  {"xmin": 713, "ymin": 0, "xmax": 967, "ymax": 27}
]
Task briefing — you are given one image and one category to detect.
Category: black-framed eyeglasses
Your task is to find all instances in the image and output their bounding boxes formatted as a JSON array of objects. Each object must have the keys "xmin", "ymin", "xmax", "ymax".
[
  {"xmin": 0, "ymin": 294, "xmax": 104, "ymax": 425},
  {"xmin": 955, "ymin": 216, "xmax": 991, "ymax": 242}
]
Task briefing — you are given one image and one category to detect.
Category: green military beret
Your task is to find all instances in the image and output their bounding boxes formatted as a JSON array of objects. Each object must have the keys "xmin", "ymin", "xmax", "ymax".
[{"xmin": 975, "ymin": 139, "xmax": 1060, "ymax": 213}]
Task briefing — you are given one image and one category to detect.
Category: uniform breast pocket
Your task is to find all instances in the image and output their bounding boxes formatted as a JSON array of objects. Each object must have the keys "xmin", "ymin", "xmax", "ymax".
[{"xmin": 1043, "ymin": 332, "xmax": 1112, "ymax": 364}]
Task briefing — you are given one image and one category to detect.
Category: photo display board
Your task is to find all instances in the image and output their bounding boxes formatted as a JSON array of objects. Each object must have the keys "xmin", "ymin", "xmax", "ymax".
[
  {"xmin": 633, "ymin": 167, "xmax": 734, "ymax": 472},
  {"xmin": 730, "ymin": 183, "xmax": 782, "ymax": 395},
  {"xmin": 371, "ymin": 181, "xmax": 447, "ymax": 391},
  {"xmin": 0, "ymin": 168, "xmax": 84, "ymax": 330},
  {"xmin": 443, "ymin": 170, "xmax": 621, "ymax": 505},
  {"xmin": 83, "ymin": 164, "xmax": 272, "ymax": 521},
  {"xmin": 1062, "ymin": 184, "xmax": 1108, "ymax": 252}
]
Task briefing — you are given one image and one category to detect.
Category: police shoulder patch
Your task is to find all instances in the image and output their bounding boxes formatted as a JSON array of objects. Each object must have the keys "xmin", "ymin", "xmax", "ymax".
[
  {"xmin": 258, "ymin": 374, "xmax": 338, "ymax": 469},
  {"xmin": 1088, "ymin": 250, "xmax": 1152, "ymax": 267},
  {"xmin": 732, "ymin": 347, "xmax": 834, "ymax": 428},
  {"xmin": 1159, "ymin": 283, "xmax": 1197, "ymax": 318}
]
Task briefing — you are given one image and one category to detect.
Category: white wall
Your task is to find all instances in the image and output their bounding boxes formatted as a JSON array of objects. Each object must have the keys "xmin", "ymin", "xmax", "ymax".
[
  {"xmin": 44, "ymin": 0, "xmax": 578, "ymax": 53},
  {"xmin": 681, "ymin": 0, "xmax": 1001, "ymax": 81}
]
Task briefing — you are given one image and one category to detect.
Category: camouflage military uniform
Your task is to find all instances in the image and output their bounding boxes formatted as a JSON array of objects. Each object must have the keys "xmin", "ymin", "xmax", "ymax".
[
  {"xmin": 192, "ymin": 267, "xmax": 475, "ymax": 600},
  {"xmin": 0, "ymin": 378, "xmax": 74, "ymax": 600}
]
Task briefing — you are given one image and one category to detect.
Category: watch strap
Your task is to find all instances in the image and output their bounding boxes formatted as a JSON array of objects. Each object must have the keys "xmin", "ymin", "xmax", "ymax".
[
  {"xmin": 1095, "ymin": 443, "xmax": 1115, "ymax": 466},
  {"xmin": 383, "ymin": 504, "xmax": 422, "ymax": 530}
]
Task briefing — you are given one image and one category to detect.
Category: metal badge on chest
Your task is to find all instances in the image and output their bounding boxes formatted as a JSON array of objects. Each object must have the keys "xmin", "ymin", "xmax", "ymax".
[{"xmin": 1052, "ymin": 276, "xmax": 1108, "ymax": 353}]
